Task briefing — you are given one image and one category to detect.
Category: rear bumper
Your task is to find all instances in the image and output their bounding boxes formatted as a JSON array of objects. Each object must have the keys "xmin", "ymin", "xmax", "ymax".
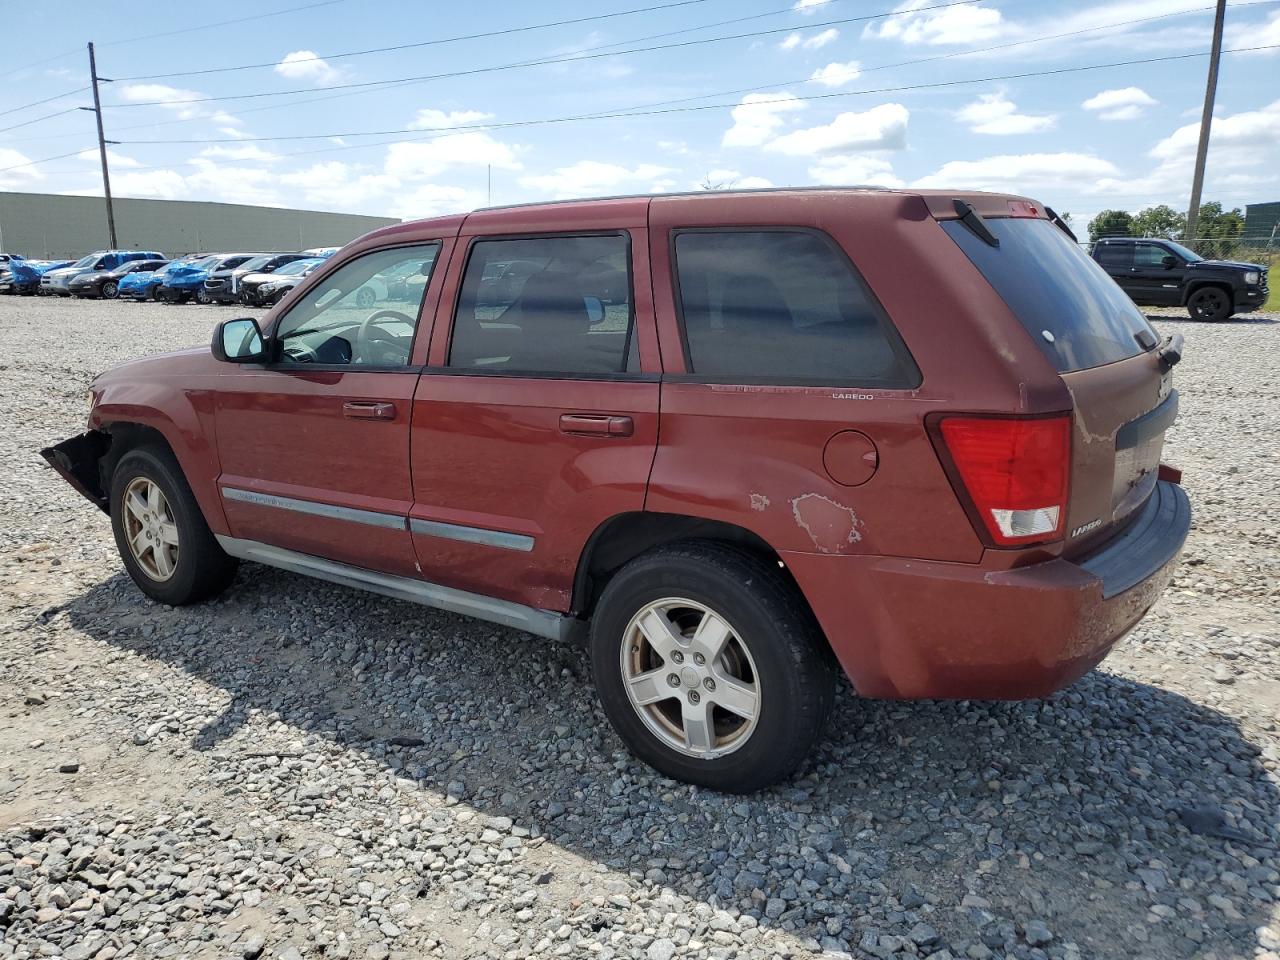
[{"xmin": 784, "ymin": 480, "xmax": 1191, "ymax": 700}]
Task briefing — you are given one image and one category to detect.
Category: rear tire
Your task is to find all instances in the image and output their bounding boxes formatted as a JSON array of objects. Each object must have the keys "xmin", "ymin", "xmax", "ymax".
[
  {"xmin": 590, "ymin": 541, "xmax": 835, "ymax": 792},
  {"xmin": 1187, "ymin": 286, "xmax": 1232, "ymax": 322},
  {"xmin": 109, "ymin": 446, "xmax": 238, "ymax": 605}
]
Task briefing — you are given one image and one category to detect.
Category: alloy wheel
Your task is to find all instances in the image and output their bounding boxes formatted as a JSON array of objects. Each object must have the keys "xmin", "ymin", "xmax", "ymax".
[
  {"xmin": 122, "ymin": 477, "xmax": 180, "ymax": 581},
  {"xmin": 619, "ymin": 597, "xmax": 761, "ymax": 759}
]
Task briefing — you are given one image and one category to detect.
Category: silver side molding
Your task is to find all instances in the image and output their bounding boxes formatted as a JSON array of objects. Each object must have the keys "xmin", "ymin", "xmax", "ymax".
[
  {"xmin": 410, "ymin": 517, "xmax": 534, "ymax": 552},
  {"xmin": 215, "ymin": 535, "xmax": 571, "ymax": 641},
  {"xmin": 222, "ymin": 486, "xmax": 407, "ymax": 531}
]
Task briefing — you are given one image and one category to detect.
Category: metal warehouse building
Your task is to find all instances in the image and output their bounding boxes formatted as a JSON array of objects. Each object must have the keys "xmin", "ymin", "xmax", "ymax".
[
  {"xmin": 1244, "ymin": 201, "xmax": 1280, "ymax": 243},
  {"xmin": 0, "ymin": 191, "xmax": 399, "ymax": 260}
]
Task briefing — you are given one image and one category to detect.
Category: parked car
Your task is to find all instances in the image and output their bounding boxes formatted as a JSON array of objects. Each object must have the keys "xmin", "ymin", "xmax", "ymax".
[
  {"xmin": 2, "ymin": 258, "xmax": 74, "ymax": 295},
  {"xmin": 118, "ymin": 255, "xmax": 204, "ymax": 301},
  {"xmin": 69, "ymin": 259, "xmax": 170, "ymax": 300},
  {"xmin": 1091, "ymin": 237, "xmax": 1269, "ymax": 322},
  {"xmin": 302, "ymin": 246, "xmax": 340, "ymax": 257},
  {"xmin": 204, "ymin": 253, "xmax": 311, "ymax": 304},
  {"xmin": 238, "ymin": 257, "xmax": 326, "ymax": 306},
  {"xmin": 40, "ymin": 250, "xmax": 165, "ymax": 297},
  {"xmin": 41, "ymin": 189, "xmax": 1191, "ymax": 792},
  {"xmin": 158, "ymin": 254, "xmax": 257, "ymax": 304}
]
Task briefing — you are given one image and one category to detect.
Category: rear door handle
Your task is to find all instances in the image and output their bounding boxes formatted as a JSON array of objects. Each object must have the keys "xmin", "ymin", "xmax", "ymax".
[
  {"xmin": 343, "ymin": 401, "xmax": 397, "ymax": 421},
  {"xmin": 559, "ymin": 414, "xmax": 634, "ymax": 437}
]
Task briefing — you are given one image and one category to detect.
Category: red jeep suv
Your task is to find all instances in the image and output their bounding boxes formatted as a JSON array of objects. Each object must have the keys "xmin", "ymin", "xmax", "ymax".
[{"xmin": 43, "ymin": 189, "xmax": 1190, "ymax": 792}]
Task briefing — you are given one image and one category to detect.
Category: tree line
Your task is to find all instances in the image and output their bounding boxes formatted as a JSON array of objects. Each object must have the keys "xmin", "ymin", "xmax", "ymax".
[{"xmin": 1088, "ymin": 202, "xmax": 1246, "ymax": 246}]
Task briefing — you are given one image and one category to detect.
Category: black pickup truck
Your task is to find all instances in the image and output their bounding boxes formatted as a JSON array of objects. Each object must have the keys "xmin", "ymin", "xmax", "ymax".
[{"xmin": 1091, "ymin": 237, "xmax": 1269, "ymax": 321}]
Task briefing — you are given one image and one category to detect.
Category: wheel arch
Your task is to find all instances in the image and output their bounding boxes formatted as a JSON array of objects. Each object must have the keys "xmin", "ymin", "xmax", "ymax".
[
  {"xmin": 572, "ymin": 511, "xmax": 812, "ymax": 621},
  {"xmin": 1181, "ymin": 278, "xmax": 1233, "ymax": 306}
]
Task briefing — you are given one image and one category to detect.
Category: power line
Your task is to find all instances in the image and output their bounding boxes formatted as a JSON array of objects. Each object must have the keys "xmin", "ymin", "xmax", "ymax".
[
  {"xmin": 0, "ymin": 148, "xmax": 95, "ymax": 175},
  {"xmin": 113, "ymin": 45, "xmax": 1280, "ymax": 148},
  {"xmin": 97, "ymin": 0, "xmax": 347, "ymax": 47},
  {"xmin": 0, "ymin": 86, "xmax": 92, "ymax": 119},
  {"xmin": 0, "ymin": 107, "xmax": 86, "ymax": 136},
  {"xmin": 102, "ymin": 1, "xmax": 996, "ymax": 109},
  {"xmin": 113, "ymin": 0, "xmax": 723, "ymax": 81},
  {"xmin": 0, "ymin": 48, "xmax": 82, "ymax": 82}
]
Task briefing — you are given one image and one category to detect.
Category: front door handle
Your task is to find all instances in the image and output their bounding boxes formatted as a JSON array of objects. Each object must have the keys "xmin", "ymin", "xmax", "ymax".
[
  {"xmin": 343, "ymin": 401, "xmax": 396, "ymax": 421},
  {"xmin": 559, "ymin": 414, "xmax": 634, "ymax": 437}
]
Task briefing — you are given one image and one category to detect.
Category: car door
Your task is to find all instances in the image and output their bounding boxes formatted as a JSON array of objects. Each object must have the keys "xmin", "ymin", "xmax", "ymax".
[
  {"xmin": 408, "ymin": 211, "xmax": 662, "ymax": 613},
  {"xmin": 1093, "ymin": 241, "xmax": 1135, "ymax": 295},
  {"xmin": 212, "ymin": 239, "xmax": 452, "ymax": 578},
  {"xmin": 1130, "ymin": 242, "xmax": 1184, "ymax": 305}
]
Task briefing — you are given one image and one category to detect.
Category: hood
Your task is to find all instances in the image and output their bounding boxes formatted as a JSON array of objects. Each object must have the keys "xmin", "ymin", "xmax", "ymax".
[
  {"xmin": 92, "ymin": 347, "xmax": 210, "ymax": 387},
  {"xmin": 240, "ymin": 271, "xmax": 280, "ymax": 286},
  {"xmin": 118, "ymin": 270, "xmax": 158, "ymax": 287},
  {"xmin": 44, "ymin": 266, "xmax": 93, "ymax": 280},
  {"xmin": 1189, "ymin": 258, "xmax": 1266, "ymax": 272}
]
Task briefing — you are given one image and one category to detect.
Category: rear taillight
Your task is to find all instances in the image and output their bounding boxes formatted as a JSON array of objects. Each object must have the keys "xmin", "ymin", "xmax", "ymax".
[{"xmin": 936, "ymin": 414, "xmax": 1071, "ymax": 546}]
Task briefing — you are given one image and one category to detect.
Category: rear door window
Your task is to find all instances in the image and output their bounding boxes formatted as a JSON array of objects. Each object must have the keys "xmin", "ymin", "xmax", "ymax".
[
  {"xmin": 448, "ymin": 234, "xmax": 634, "ymax": 376},
  {"xmin": 671, "ymin": 230, "xmax": 919, "ymax": 387},
  {"xmin": 1093, "ymin": 242, "xmax": 1132, "ymax": 270},
  {"xmin": 943, "ymin": 218, "xmax": 1155, "ymax": 372}
]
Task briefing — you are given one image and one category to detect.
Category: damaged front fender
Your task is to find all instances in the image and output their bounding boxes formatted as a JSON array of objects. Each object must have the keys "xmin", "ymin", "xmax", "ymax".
[{"xmin": 40, "ymin": 431, "xmax": 111, "ymax": 513}]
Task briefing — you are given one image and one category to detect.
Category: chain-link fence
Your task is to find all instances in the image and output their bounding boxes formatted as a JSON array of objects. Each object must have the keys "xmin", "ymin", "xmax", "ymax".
[{"xmin": 1176, "ymin": 233, "xmax": 1277, "ymax": 265}]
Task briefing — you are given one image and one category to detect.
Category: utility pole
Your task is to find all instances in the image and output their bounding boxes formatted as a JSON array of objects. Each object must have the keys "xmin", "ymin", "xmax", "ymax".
[
  {"xmin": 84, "ymin": 42, "xmax": 118, "ymax": 248},
  {"xmin": 1184, "ymin": 0, "xmax": 1226, "ymax": 248}
]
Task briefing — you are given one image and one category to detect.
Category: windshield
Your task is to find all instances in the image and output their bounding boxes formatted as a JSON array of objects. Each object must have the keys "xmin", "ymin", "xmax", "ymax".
[
  {"xmin": 1161, "ymin": 239, "xmax": 1203, "ymax": 263},
  {"xmin": 276, "ymin": 258, "xmax": 323, "ymax": 276},
  {"xmin": 943, "ymin": 217, "xmax": 1156, "ymax": 373},
  {"xmin": 237, "ymin": 256, "xmax": 272, "ymax": 272},
  {"xmin": 71, "ymin": 254, "xmax": 101, "ymax": 269}
]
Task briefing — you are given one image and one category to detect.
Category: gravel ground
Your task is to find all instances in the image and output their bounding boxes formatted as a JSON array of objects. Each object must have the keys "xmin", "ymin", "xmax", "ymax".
[{"xmin": 0, "ymin": 295, "xmax": 1277, "ymax": 960}]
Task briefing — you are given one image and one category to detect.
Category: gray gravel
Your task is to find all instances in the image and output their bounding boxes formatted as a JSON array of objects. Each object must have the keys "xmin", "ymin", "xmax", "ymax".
[{"xmin": 1, "ymin": 295, "xmax": 1278, "ymax": 960}]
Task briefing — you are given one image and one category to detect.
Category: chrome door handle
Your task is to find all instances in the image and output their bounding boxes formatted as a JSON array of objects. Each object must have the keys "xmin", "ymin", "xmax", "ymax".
[
  {"xmin": 343, "ymin": 401, "xmax": 396, "ymax": 420},
  {"xmin": 559, "ymin": 414, "xmax": 634, "ymax": 437}
]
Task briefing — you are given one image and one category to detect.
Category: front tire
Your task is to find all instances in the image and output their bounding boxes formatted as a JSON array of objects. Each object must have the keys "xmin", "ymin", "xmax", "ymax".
[
  {"xmin": 109, "ymin": 446, "xmax": 238, "ymax": 605},
  {"xmin": 194, "ymin": 287, "xmax": 212, "ymax": 305},
  {"xmin": 590, "ymin": 542, "xmax": 835, "ymax": 792},
  {"xmin": 1187, "ymin": 286, "xmax": 1232, "ymax": 322},
  {"xmin": 101, "ymin": 280, "xmax": 119, "ymax": 300}
]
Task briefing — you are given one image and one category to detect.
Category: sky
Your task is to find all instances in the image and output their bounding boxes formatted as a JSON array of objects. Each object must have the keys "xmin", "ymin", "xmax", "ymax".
[{"xmin": 1, "ymin": 0, "xmax": 1279, "ymax": 233}]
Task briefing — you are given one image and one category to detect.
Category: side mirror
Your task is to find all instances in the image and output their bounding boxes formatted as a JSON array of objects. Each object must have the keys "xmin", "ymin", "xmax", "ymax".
[
  {"xmin": 94, "ymin": 260, "xmax": 107, "ymax": 270},
  {"xmin": 583, "ymin": 295, "xmax": 605, "ymax": 324},
  {"xmin": 263, "ymin": 265, "xmax": 275, "ymax": 273},
  {"xmin": 212, "ymin": 317, "xmax": 266, "ymax": 363},
  {"xmin": 1162, "ymin": 255, "xmax": 1178, "ymax": 269}
]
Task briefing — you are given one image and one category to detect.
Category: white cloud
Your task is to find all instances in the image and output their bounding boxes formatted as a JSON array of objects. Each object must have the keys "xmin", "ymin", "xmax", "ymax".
[
  {"xmin": 1150, "ymin": 100, "xmax": 1280, "ymax": 163},
  {"xmin": 1226, "ymin": 9, "xmax": 1280, "ymax": 53},
  {"xmin": 408, "ymin": 108, "xmax": 492, "ymax": 130},
  {"xmin": 0, "ymin": 148, "xmax": 44, "ymax": 189},
  {"xmin": 912, "ymin": 152, "xmax": 1121, "ymax": 192},
  {"xmin": 274, "ymin": 50, "xmax": 345, "ymax": 87},
  {"xmin": 1082, "ymin": 87, "xmax": 1158, "ymax": 121},
  {"xmin": 809, "ymin": 155, "xmax": 904, "ymax": 187},
  {"xmin": 766, "ymin": 103, "xmax": 909, "ymax": 155},
  {"xmin": 722, "ymin": 92, "xmax": 805, "ymax": 148},
  {"xmin": 697, "ymin": 169, "xmax": 775, "ymax": 190},
  {"xmin": 75, "ymin": 148, "xmax": 141, "ymax": 169},
  {"xmin": 384, "ymin": 133, "xmax": 522, "ymax": 180},
  {"xmin": 198, "ymin": 144, "xmax": 280, "ymax": 164},
  {"xmin": 279, "ymin": 161, "xmax": 398, "ymax": 211},
  {"xmin": 519, "ymin": 161, "xmax": 675, "ymax": 199},
  {"xmin": 392, "ymin": 183, "xmax": 484, "ymax": 221},
  {"xmin": 809, "ymin": 60, "xmax": 861, "ymax": 88},
  {"xmin": 118, "ymin": 83, "xmax": 244, "ymax": 131},
  {"xmin": 865, "ymin": 1, "xmax": 1004, "ymax": 45},
  {"xmin": 956, "ymin": 93, "xmax": 1056, "ymax": 135},
  {"xmin": 794, "ymin": 0, "xmax": 831, "ymax": 12},
  {"xmin": 780, "ymin": 27, "xmax": 839, "ymax": 50}
]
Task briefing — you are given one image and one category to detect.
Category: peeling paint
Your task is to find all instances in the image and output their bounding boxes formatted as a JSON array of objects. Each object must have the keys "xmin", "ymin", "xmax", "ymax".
[
  {"xmin": 791, "ymin": 493, "xmax": 864, "ymax": 554},
  {"xmin": 750, "ymin": 493, "xmax": 770, "ymax": 512}
]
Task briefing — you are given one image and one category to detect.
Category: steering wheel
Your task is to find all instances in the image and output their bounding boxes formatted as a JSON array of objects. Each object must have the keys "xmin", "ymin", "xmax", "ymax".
[{"xmin": 355, "ymin": 309, "xmax": 416, "ymax": 364}]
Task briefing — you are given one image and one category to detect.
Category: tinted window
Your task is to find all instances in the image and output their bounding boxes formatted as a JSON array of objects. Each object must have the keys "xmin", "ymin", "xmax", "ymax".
[
  {"xmin": 274, "ymin": 244, "xmax": 440, "ymax": 367},
  {"xmin": 449, "ymin": 235, "xmax": 633, "ymax": 375},
  {"xmin": 943, "ymin": 218, "xmax": 1154, "ymax": 372},
  {"xmin": 672, "ymin": 230, "xmax": 918, "ymax": 386},
  {"xmin": 1134, "ymin": 243, "xmax": 1171, "ymax": 268},
  {"xmin": 1093, "ymin": 242, "xmax": 1131, "ymax": 269}
]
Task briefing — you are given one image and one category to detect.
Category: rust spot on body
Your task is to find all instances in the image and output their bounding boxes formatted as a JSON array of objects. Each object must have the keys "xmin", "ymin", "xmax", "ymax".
[
  {"xmin": 750, "ymin": 493, "xmax": 770, "ymax": 512},
  {"xmin": 791, "ymin": 493, "xmax": 863, "ymax": 554}
]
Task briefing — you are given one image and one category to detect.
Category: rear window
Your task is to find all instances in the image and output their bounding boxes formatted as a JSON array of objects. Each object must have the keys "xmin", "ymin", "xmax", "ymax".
[
  {"xmin": 942, "ymin": 217, "xmax": 1155, "ymax": 372},
  {"xmin": 672, "ymin": 230, "xmax": 920, "ymax": 387}
]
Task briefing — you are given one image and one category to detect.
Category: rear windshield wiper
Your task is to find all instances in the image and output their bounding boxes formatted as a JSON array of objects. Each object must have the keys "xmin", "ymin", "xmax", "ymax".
[
  {"xmin": 1044, "ymin": 205, "xmax": 1078, "ymax": 242},
  {"xmin": 953, "ymin": 199, "xmax": 999, "ymax": 248}
]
